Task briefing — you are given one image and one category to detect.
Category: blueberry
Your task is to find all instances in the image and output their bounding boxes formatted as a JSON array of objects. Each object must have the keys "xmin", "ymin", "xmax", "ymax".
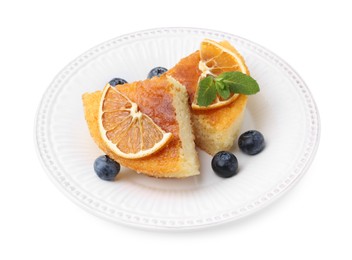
[
  {"xmin": 238, "ymin": 130, "xmax": 265, "ymax": 155},
  {"xmin": 147, "ymin": 67, "xmax": 168, "ymax": 78},
  {"xmin": 211, "ymin": 151, "xmax": 238, "ymax": 178},
  {"xmin": 94, "ymin": 155, "xmax": 120, "ymax": 181},
  {"xmin": 109, "ymin": 78, "xmax": 127, "ymax": 86}
]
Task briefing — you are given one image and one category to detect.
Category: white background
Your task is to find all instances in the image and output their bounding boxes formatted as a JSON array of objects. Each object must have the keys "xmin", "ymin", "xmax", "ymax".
[{"xmin": 1, "ymin": 0, "xmax": 351, "ymax": 259}]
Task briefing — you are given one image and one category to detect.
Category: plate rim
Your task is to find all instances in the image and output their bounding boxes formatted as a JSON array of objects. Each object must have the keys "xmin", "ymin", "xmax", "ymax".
[{"xmin": 34, "ymin": 27, "xmax": 321, "ymax": 230}]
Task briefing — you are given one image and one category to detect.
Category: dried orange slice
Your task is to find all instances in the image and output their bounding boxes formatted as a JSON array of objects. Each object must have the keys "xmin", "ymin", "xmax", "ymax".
[
  {"xmin": 192, "ymin": 39, "xmax": 249, "ymax": 110},
  {"xmin": 98, "ymin": 84, "xmax": 172, "ymax": 159}
]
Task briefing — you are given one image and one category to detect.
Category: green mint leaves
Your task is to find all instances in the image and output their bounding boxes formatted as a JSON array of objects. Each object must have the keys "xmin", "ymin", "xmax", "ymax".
[
  {"xmin": 197, "ymin": 71, "xmax": 260, "ymax": 107},
  {"xmin": 197, "ymin": 76, "xmax": 217, "ymax": 107}
]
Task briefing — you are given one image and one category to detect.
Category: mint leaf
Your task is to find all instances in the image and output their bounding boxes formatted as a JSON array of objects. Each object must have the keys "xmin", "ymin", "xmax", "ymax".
[
  {"xmin": 218, "ymin": 71, "xmax": 260, "ymax": 95},
  {"xmin": 215, "ymin": 81, "xmax": 230, "ymax": 99},
  {"xmin": 196, "ymin": 71, "xmax": 260, "ymax": 107},
  {"xmin": 197, "ymin": 76, "xmax": 217, "ymax": 106}
]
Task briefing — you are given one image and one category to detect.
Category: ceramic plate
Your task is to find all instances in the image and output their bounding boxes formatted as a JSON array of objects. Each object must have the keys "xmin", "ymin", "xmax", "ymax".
[{"xmin": 35, "ymin": 27, "xmax": 320, "ymax": 230}]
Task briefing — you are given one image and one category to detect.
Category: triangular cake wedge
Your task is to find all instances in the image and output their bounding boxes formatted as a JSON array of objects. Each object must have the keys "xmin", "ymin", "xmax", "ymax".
[
  {"xmin": 167, "ymin": 41, "xmax": 248, "ymax": 155},
  {"xmin": 82, "ymin": 76, "xmax": 199, "ymax": 178}
]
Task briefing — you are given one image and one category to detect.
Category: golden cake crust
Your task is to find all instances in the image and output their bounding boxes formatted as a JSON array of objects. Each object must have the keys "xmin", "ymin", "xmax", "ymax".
[
  {"xmin": 82, "ymin": 77, "xmax": 197, "ymax": 178},
  {"xmin": 166, "ymin": 48, "xmax": 247, "ymax": 130},
  {"xmin": 166, "ymin": 42, "xmax": 248, "ymax": 155}
]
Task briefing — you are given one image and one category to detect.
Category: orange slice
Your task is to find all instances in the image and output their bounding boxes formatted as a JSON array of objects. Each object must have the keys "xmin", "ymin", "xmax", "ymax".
[
  {"xmin": 192, "ymin": 39, "xmax": 249, "ymax": 110},
  {"xmin": 98, "ymin": 84, "xmax": 172, "ymax": 159}
]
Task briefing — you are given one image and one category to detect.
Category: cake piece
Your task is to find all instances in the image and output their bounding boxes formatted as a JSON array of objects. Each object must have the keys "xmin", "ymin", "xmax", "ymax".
[
  {"xmin": 167, "ymin": 39, "xmax": 249, "ymax": 155},
  {"xmin": 82, "ymin": 76, "xmax": 199, "ymax": 178}
]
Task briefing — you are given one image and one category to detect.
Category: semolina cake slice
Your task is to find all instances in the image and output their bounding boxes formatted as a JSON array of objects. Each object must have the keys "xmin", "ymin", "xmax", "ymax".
[
  {"xmin": 166, "ymin": 40, "xmax": 249, "ymax": 155},
  {"xmin": 82, "ymin": 76, "xmax": 199, "ymax": 178},
  {"xmin": 191, "ymin": 95, "xmax": 247, "ymax": 156}
]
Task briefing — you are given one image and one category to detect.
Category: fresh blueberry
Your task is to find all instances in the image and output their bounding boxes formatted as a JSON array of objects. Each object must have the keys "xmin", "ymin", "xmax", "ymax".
[
  {"xmin": 147, "ymin": 67, "xmax": 168, "ymax": 78},
  {"xmin": 238, "ymin": 130, "xmax": 265, "ymax": 155},
  {"xmin": 94, "ymin": 155, "xmax": 120, "ymax": 181},
  {"xmin": 211, "ymin": 151, "xmax": 238, "ymax": 178},
  {"xmin": 109, "ymin": 78, "xmax": 127, "ymax": 86}
]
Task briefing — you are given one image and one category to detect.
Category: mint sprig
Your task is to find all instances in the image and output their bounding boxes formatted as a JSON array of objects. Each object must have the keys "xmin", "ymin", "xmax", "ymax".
[{"xmin": 197, "ymin": 71, "xmax": 260, "ymax": 107}]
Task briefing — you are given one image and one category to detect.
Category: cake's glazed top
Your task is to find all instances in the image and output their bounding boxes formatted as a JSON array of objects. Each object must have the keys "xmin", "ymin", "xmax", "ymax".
[
  {"xmin": 116, "ymin": 77, "xmax": 179, "ymax": 140},
  {"xmin": 167, "ymin": 39, "xmax": 249, "ymax": 111},
  {"xmin": 82, "ymin": 76, "xmax": 189, "ymax": 177},
  {"xmin": 167, "ymin": 51, "xmax": 201, "ymax": 103},
  {"xmin": 167, "ymin": 48, "xmax": 248, "ymax": 131}
]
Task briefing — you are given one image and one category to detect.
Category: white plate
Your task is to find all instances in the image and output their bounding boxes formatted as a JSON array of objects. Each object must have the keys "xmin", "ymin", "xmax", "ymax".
[{"xmin": 35, "ymin": 27, "xmax": 320, "ymax": 230}]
